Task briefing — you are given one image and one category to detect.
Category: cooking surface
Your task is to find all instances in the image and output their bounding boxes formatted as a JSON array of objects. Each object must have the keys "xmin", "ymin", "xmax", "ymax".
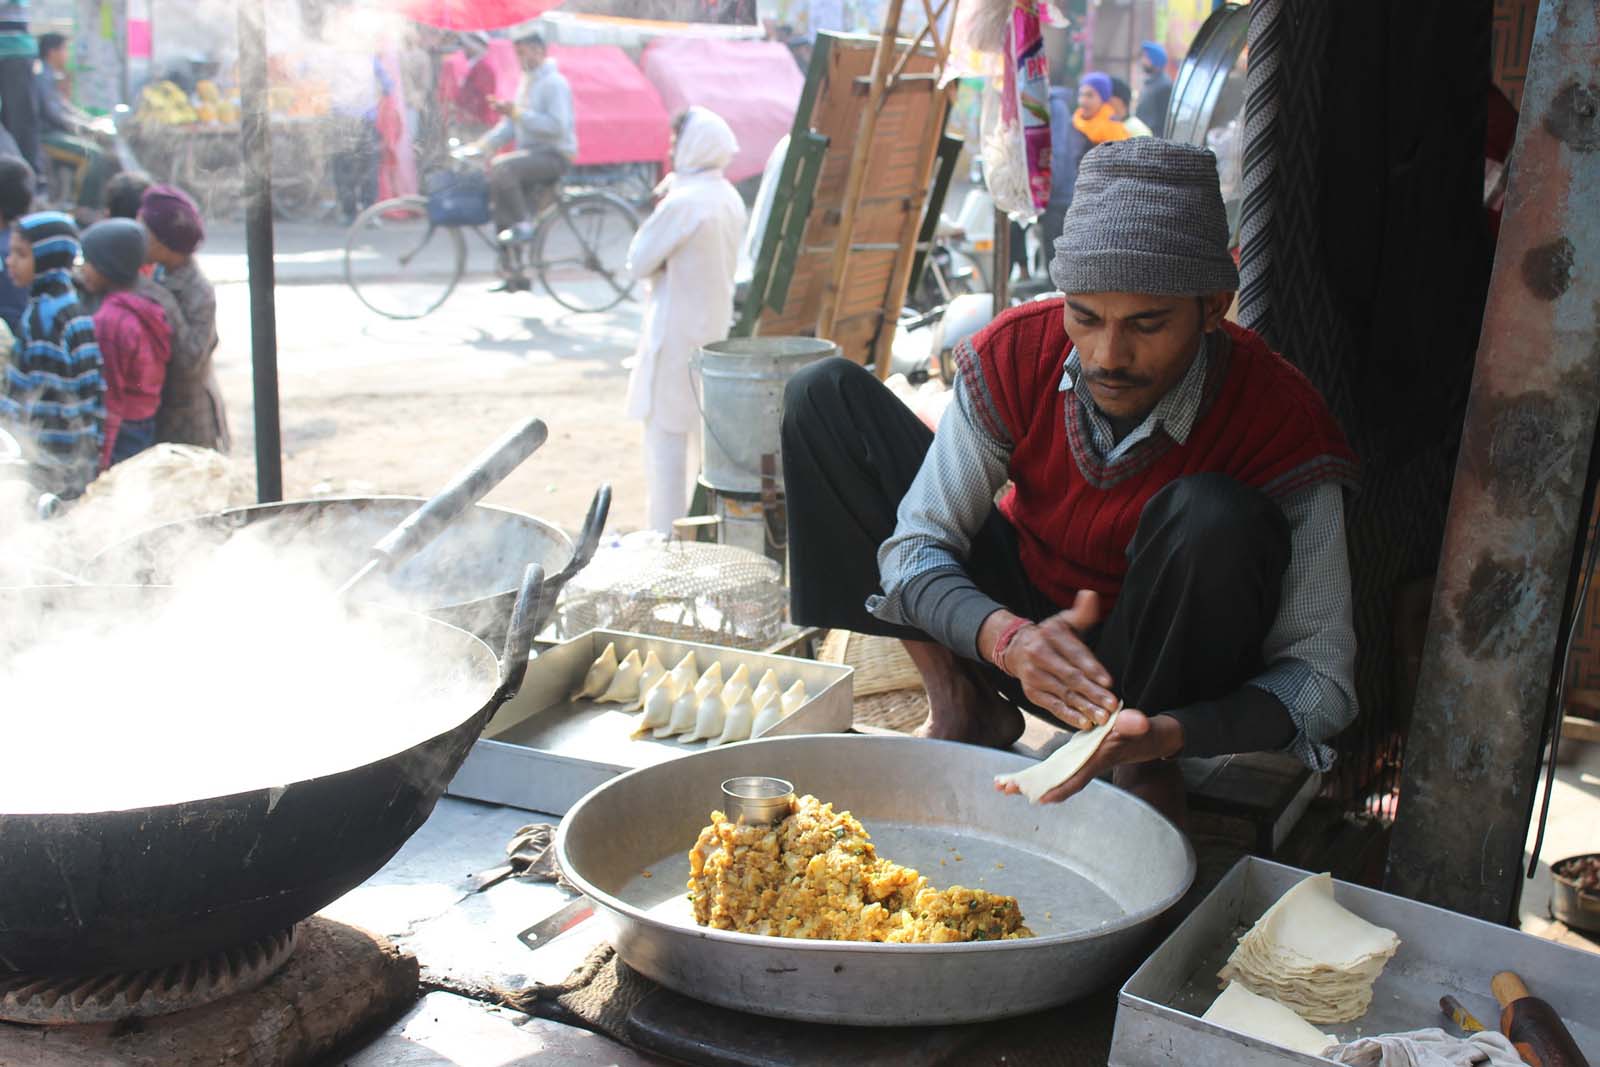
[{"xmin": 616, "ymin": 821, "xmax": 1127, "ymax": 939}]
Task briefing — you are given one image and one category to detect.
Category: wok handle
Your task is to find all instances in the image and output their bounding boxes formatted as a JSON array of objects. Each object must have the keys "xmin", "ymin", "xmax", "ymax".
[
  {"xmin": 559, "ymin": 483, "xmax": 611, "ymax": 582},
  {"xmin": 497, "ymin": 564, "xmax": 545, "ymax": 700},
  {"xmin": 370, "ymin": 417, "xmax": 549, "ymax": 574}
]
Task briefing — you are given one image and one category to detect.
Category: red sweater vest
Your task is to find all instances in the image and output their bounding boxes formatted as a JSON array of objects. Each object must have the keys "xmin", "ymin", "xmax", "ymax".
[{"xmin": 966, "ymin": 299, "xmax": 1357, "ymax": 613}]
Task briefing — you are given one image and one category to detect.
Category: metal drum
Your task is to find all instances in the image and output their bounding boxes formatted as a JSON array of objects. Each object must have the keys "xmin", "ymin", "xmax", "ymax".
[
  {"xmin": 694, "ymin": 337, "xmax": 836, "ymax": 495},
  {"xmin": 557, "ymin": 734, "xmax": 1195, "ymax": 1026}
]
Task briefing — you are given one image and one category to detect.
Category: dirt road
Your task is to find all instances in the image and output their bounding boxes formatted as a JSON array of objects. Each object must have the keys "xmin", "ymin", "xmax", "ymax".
[{"xmin": 204, "ymin": 222, "xmax": 649, "ymax": 537}]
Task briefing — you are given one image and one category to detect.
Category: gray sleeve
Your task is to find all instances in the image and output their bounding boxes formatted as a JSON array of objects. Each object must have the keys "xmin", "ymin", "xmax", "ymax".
[
  {"xmin": 867, "ymin": 357, "xmax": 1013, "ymax": 659},
  {"xmin": 520, "ymin": 77, "xmax": 573, "ymax": 142},
  {"xmin": 1246, "ymin": 482, "xmax": 1359, "ymax": 771}
]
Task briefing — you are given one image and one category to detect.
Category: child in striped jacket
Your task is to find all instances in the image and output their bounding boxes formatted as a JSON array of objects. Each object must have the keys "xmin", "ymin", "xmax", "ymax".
[{"xmin": 0, "ymin": 211, "xmax": 102, "ymax": 496}]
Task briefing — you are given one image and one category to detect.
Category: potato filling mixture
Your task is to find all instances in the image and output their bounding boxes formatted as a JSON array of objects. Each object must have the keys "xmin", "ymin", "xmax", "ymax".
[{"xmin": 688, "ymin": 794, "xmax": 1033, "ymax": 943}]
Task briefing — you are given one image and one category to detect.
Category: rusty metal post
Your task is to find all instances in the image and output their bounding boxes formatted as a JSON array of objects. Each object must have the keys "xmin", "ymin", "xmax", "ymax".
[{"xmin": 1386, "ymin": 0, "xmax": 1600, "ymax": 922}]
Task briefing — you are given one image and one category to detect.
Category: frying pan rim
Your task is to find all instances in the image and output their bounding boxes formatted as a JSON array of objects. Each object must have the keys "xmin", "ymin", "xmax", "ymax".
[{"xmin": 83, "ymin": 494, "xmax": 576, "ymax": 613}]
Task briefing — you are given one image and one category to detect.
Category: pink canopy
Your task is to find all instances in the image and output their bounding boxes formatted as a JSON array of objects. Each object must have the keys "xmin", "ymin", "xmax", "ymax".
[
  {"xmin": 403, "ymin": 0, "xmax": 561, "ymax": 31},
  {"xmin": 549, "ymin": 44, "xmax": 673, "ymax": 167},
  {"xmin": 639, "ymin": 38, "xmax": 802, "ymax": 184}
]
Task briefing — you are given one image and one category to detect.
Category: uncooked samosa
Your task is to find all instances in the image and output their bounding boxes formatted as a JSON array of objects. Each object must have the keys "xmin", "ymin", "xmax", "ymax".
[
  {"xmin": 684, "ymin": 691, "xmax": 726, "ymax": 743},
  {"xmin": 598, "ymin": 649, "xmax": 644, "ymax": 704},
  {"xmin": 659, "ymin": 685, "xmax": 701, "ymax": 739},
  {"xmin": 995, "ymin": 708, "xmax": 1122, "ymax": 803},
  {"xmin": 575, "ymin": 642, "xmax": 619, "ymax": 700},
  {"xmin": 720, "ymin": 663, "xmax": 752, "ymax": 709},
  {"xmin": 779, "ymin": 679, "xmax": 807, "ymax": 717},
  {"xmin": 632, "ymin": 676, "xmax": 679, "ymax": 737},
  {"xmin": 750, "ymin": 669, "xmax": 782, "ymax": 712},
  {"xmin": 708, "ymin": 697, "xmax": 755, "ymax": 747},
  {"xmin": 667, "ymin": 652, "xmax": 698, "ymax": 696},
  {"xmin": 693, "ymin": 662, "xmax": 724, "ymax": 700},
  {"xmin": 751, "ymin": 700, "xmax": 783, "ymax": 738},
  {"xmin": 630, "ymin": 652, "xmax": 667, "ymax": 710}
]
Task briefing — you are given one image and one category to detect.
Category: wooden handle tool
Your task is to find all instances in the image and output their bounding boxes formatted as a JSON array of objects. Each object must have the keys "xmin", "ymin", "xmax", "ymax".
[{"xmin": 1492, "ymin": 971, "xmax": 1591, "ymax": 1067}]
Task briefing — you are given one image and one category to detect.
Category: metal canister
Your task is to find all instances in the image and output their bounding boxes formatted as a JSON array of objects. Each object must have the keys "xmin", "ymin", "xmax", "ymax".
[{"xmin": 720, "ymin": 776, "xmax": 795, "ymax": 825}]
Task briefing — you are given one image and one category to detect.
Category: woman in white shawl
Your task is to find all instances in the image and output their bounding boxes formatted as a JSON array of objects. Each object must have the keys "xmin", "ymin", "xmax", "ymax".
[{"xmin": 624, "ymin": 107, "xmax": 748, "ymax": 535}]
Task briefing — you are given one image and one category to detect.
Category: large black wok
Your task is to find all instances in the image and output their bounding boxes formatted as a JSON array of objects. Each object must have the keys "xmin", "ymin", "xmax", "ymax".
[
  {"xmin": 0, "ymin": 566, "xmax": 543, "ymax": 976},
  {"xmin": 84, "ymin": 487, "xmax": 610, "ymax": 646}
]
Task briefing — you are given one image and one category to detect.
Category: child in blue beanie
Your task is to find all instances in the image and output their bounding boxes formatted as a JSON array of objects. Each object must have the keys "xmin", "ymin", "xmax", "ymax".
[{"xmin": 0, "ymin": 210, "xmax": 102, "ymax": 495}]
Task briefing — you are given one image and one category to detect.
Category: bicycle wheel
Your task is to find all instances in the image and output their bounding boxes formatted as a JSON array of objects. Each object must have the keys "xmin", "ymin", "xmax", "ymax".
[
  {"xmin": 535, "ymin": 192, "xmax": 639, "ymax": 314},
  {"xmin": 344, "ymin": 196, "xmax": 466, "ymax": 320}
]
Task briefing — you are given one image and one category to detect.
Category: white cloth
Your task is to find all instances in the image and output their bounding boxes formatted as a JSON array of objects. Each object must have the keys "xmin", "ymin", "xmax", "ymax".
[
  {"xmin": 736, "ymin": 133, "xmax": 789, "ymax": 285},
  {"xmin": 642, "ymin": 419, "xmax": 700, "ymax": 535},
  {"xmin": 624, "ymin": 106, "xmax": 748, "ymax": 438},
  {"xmin": 1330, "ymin": 1029, "xmax": 1525, "ymax": 1067}
]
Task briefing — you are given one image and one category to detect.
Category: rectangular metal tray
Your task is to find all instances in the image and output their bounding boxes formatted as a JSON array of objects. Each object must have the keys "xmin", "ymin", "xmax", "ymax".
[
  {"xmin": 447, "ymin": 629, "xmax": 854, "ymax": 814},
  {"xmin": 1110, "ymin": 857, "xmax": 1600, "ymax": 1066}
]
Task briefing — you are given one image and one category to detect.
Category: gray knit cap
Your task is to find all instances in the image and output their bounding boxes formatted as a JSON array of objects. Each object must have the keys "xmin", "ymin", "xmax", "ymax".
[
  {"xmin": 1049, "ymin": 139, "xmax": 1239, "ymax": 296},
  {"xmin": 82, "ymin": 217, "xmax": 148, "ymax": 287}
]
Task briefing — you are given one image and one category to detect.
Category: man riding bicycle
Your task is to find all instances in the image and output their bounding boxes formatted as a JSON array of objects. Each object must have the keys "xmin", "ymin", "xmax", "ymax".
[{"xmin": 466, "ymin": 29, "xmax": 576, "ymax": 293}]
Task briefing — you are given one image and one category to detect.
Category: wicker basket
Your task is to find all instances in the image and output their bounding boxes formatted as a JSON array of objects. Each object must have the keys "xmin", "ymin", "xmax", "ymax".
[{"xmin": 818, "ymin": 630, "xmax": 924, "ymax": 698}]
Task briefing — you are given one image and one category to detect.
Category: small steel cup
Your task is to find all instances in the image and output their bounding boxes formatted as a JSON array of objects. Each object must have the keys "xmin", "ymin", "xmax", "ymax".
[{"xmin": 720, "ymin": 776, "xmax": 795, "ymax": 825}]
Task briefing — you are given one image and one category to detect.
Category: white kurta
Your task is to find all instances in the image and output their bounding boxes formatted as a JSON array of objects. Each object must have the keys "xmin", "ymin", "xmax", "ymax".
[
  {"xmin": 624, "ymin": 108, "xmax": 747, "ymax": 533},
  {"xmin": 624, "ymin": 109, "xmax": 748, "ymax": 437}
]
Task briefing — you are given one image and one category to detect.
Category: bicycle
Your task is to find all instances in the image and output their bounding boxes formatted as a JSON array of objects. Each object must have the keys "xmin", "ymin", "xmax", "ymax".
[{"xmin": 343, "ymin": 149, "xmax": 641, "ymax": 319}]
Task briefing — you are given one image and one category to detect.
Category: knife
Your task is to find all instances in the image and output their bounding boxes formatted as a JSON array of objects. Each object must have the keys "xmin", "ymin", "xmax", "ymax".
[{"xmin": 517, "ymin": 896, "xmax": 595, "ymax": 951}]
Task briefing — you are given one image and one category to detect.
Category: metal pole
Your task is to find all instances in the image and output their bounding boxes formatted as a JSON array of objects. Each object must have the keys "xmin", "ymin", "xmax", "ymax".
[
  {"xmin": 238, "ymin": 0, "xmax": 282, "ymax": 504},
  {"xmin": 1385, "ymin": 0, "xmax": 1600, "ymax": 922}
]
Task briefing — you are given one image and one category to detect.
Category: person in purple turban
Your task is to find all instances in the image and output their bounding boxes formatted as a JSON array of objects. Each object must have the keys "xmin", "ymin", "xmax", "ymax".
[{"xmin": 137, "ymin": 183, "xmax": 229, "ymax": 452}]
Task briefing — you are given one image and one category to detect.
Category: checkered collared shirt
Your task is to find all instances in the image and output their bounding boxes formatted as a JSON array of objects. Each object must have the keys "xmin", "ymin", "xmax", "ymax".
[{"xmin": 869, "ymin": 333, "xmax": 1358, "ymax": 771}]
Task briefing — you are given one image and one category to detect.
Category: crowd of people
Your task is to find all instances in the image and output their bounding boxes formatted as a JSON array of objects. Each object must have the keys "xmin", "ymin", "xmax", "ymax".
[
  {"xmin": 1040, "ymin": 42, "xmax": 1173, "ymax": 269},
  {"xmin": 0, "ymin": 161, "xmax": 228, "ymax": 499}
]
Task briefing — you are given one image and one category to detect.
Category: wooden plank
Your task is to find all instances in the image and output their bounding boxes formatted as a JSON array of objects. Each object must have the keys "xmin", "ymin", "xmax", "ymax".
[
  {"xmin": 816, "ymin": 0, "xmax": 907, "ymax": 342},
  {"xmin": 871, "ymin": 85, "xmax": 951, "ymax": 376},
  {"xmin": 757, "ymin": 30, "xmax": 945, "ymax": 365}
]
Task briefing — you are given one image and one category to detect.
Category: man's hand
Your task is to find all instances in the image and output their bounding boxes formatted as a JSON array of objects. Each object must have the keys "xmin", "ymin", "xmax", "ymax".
[
  {"xmin": 1026, "ymin": 709, "xmax": 1184, "ymax": 804},
  {"xmin": 489, "ymin": 97, "xmax": 516, "ymax": 118},
  {"xmin": 978, "ymin": 591, "xmax": 1118, "ymax": 729}
]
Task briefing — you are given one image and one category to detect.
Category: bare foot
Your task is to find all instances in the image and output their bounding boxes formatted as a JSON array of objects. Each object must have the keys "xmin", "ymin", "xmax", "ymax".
[{"xmin": 911, "ymin": 657, "xmax": 1024, "ymax": 750}]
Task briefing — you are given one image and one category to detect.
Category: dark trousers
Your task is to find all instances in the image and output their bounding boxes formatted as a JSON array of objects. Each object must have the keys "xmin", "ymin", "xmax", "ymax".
[
  {"xmin": 110, "ymin": 416, "xmax": 156, "ymax": 465},
  {"xmin": 489, "ymin": 146, "xmax": 568, "ymax": 232},
  {"xmin": 781, "ymin": 358, "xmax": 1291, "ymax": 719},
  {"xmin": 331, "ymin": 117, "xmax": 379, "ymax": 222},
  {"xmin": 0, "ymin": 54, "xmax": 39, "ymax": 178}
]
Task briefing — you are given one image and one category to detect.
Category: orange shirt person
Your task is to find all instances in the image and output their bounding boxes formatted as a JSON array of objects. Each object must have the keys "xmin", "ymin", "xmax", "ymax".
[{"xmin": 1072, "ymin": 72, "xmax": 1131, "ymax": 146}]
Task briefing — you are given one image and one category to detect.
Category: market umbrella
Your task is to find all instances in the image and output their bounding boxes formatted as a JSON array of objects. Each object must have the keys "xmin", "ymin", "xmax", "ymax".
[{"xmin": 403, "ymin": 0, "xmax": 564, "ymax": 31}]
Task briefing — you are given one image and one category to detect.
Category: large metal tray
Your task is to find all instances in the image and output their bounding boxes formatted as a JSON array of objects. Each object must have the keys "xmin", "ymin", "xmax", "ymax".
[
  {"xmin": 1110, "ymin": 857, "xmax": 1600, "ymax": 1065},
  {"xmin": 555, "ymin": 734, "xmax": 1196, "ymax": 1026},
  {"xmin": 447, "ymin": 630, "xmax": 853, "ymax": 814}
]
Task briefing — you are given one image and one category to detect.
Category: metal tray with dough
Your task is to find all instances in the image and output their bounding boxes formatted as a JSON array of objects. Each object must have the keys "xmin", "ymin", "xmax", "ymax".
[{"xmin": 1110, "ymin": 857, "xmax": 1600, "ymax": 1065}]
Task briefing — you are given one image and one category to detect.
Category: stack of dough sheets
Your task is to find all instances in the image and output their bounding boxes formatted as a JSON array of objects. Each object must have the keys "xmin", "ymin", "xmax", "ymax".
[{"xmin": 1217, "ymin": 873, "xmax": 1400, "ymax": 1024}]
